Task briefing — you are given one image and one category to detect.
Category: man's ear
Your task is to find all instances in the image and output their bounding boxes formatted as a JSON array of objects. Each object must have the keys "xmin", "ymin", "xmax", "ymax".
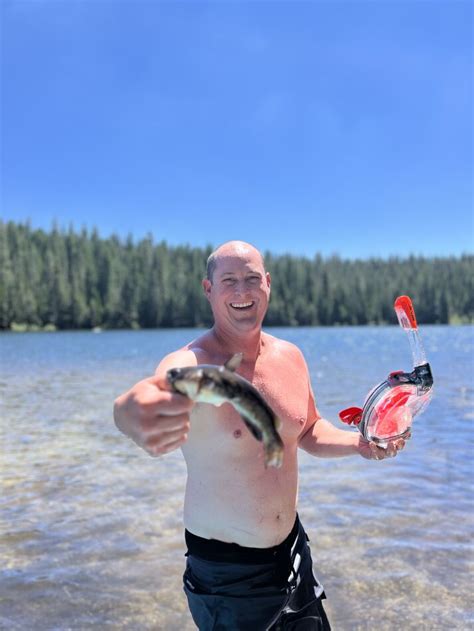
[
  {"xmin": 266, "ymin": 272, "xmax": 271, "ymax": 288},
  {"xmin": 202, "ymin": 278, "xmax": 212, "ymax": 301}
]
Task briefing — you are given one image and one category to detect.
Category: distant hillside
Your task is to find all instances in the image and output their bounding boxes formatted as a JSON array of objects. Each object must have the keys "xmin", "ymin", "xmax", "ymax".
[{"xmin": 1, "ymin": 221, "xmax": 472, "ymax": 330}]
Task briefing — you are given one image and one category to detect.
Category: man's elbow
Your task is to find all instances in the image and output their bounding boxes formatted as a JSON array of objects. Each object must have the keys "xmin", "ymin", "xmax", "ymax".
[
  {"xmin": 113, "ymin": 394, "xmax": 127, "ymax": 432},
  {"xmin": 297, "ymin": 420, "xmax": 317, "ymax": 450}
]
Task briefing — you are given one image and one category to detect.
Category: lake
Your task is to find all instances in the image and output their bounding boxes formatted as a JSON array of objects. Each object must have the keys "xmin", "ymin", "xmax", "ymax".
[{"xmin": 1, "ymin": 325, "xmax": 473, "ymax": 630}]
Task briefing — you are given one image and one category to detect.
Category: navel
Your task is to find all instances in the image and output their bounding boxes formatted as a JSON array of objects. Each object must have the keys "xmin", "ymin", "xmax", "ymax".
[{"xmin": 233, "ymin": 429, "xmax": 242, "ymax": 439}]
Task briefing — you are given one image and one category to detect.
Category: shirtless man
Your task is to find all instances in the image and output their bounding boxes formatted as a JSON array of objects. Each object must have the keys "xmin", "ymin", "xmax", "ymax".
[{"xmin": 113, "ymin": 241, "xmax": 407, "ymax": 630}]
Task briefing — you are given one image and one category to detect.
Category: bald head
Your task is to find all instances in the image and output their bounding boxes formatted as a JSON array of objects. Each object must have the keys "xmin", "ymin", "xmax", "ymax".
[{"xmin": 206, "ymin": 241, "xmax": 265, "ymax": 282}]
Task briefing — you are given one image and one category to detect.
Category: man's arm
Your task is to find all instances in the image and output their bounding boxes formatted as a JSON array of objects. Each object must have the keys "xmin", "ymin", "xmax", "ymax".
[
  {"xmin": 298, "ymin": 381, "xmax": 361, "ymax": 457},
  {"xmin": 113, "ymin": 349, "xmax": 196, "ymax": 457},
  {"xmin": 298, "ymin": 416, "xmax": 408, "ymax": 460},
  {"xmin": 298, "ymin": 416, "xmax": 360, "ymax": 457},
  {"xmin": 298, "ymin": 369, "xmax": 408, "ymax": 460}
]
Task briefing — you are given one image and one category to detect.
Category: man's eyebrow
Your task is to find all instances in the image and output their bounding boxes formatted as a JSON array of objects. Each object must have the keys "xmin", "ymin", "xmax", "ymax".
[{"xmin": 218, "ymin": 270, "xmax": 263, "ymax": 278}]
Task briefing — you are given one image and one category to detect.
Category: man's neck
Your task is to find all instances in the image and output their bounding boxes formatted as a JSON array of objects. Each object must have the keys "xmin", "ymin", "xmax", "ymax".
[{"xmin": 210, "ymin": 325, "xmax": 265, "ymax": 364}]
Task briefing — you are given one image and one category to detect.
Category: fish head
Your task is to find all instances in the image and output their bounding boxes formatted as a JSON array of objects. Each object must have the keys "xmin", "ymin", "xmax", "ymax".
[{"xmin": 166, "ymin": 367, "xmax": 204, "ymax": 399}]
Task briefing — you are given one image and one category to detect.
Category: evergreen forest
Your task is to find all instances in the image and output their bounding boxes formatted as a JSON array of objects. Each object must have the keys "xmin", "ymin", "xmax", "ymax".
[{"xmin": 1, "ymin": 221, "xmax": 472, "ymax": 331}]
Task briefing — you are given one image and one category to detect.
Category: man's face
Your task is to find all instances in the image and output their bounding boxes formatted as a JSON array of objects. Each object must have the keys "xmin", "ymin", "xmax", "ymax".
[{"xmin": 202, "ymin": 249, "xmax": 271, "ymax": 333}]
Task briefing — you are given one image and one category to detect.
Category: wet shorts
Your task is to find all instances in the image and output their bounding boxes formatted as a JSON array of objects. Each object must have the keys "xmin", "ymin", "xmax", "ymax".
[{"xmin": 183, "ymin": 515, "xmax": 331, "ymax": 630}]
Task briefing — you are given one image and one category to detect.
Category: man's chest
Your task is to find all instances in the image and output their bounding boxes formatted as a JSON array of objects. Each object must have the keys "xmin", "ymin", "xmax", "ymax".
[
  {"xmin": 251, "ymin": 364, "xmax": 308, "ymax": 440},
  {"xmin": 190, "ymin": 362, "xmax": 308, "ymax": 444}
]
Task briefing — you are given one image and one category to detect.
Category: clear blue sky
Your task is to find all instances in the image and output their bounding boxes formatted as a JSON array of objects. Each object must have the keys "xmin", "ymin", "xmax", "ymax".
[{"xmin": 2, "ymin": 0, "xmax": 472, "ymax": 259}]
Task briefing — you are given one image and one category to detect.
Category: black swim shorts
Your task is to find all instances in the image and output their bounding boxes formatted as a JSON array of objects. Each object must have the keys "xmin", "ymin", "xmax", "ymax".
[{"xmin": 183, "ymin": 515, "xmax": 331, "ymax": 630}]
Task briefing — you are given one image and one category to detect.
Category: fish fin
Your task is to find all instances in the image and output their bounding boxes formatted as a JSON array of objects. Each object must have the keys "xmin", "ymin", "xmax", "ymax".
[
  {"xmin": 224, "ymin": 353, "xmax": 243, "ymax": 372},
  {"xmin": 240, "ymin": 415, "xmax": 263, "ymax": 441}
]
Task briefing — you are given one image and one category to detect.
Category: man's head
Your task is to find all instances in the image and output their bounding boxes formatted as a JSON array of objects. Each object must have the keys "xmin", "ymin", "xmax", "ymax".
[
  {"xmin": 202, "ymin": 241, "xmax": 271, "ymax": 333},
  {"xmin": 206, "ymin": 241, "xmax": 266, "ymax": 283}
]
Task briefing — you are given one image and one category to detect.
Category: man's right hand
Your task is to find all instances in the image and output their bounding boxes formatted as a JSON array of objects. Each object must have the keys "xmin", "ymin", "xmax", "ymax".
[{"xmin": 113, "ymin": 375, "xmax": 193, "ymax": 457}]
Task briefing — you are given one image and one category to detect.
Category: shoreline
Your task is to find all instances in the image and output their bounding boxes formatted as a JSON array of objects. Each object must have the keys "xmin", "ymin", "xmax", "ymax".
[{"xmin": 1, "ymin": 320, "xmax": 472, "ymax": 334}]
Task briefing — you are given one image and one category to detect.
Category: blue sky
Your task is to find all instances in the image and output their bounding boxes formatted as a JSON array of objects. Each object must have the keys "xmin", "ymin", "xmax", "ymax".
[{"xmin": 2, "ymin": 0, "xmax": 472, "ymax": 259}]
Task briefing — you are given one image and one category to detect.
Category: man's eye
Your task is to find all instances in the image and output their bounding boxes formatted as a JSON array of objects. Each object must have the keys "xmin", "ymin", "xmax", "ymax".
[
  {"xmin": 248, "ymin": 276, "xmax": 260, "ymax": 283},
  {"xmin": 223, "ymin": 278, "xmax": 236, "ymax": 284}
]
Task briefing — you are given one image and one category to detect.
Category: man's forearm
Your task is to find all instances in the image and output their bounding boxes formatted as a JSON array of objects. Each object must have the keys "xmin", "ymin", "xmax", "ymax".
[{"xmin": 298, "ymin": 417, "xmax": 361, "ymax": 458}]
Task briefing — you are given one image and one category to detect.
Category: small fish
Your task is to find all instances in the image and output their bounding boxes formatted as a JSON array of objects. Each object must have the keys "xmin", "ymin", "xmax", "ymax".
[{"xmin": 166, "ymin": 353, "xmax": 284, "ymax": 468}]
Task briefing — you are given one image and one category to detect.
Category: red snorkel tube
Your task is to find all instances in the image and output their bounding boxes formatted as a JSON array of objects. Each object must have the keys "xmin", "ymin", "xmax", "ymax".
[{"xmin": 339, "ymin": 296, "xmax": 434, "ymax": 447}]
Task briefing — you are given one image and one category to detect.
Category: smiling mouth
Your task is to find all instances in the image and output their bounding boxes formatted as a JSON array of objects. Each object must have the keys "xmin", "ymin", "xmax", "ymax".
[{"xmin": 230, "ymin": 301, "xmax": 254, "ymax": 310}]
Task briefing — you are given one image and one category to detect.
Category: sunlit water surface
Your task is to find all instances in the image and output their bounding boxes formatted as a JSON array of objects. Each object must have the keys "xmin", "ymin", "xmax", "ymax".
[{"xmin": 1, "ymin": 326, "xmax": 473, "ymax": 630}]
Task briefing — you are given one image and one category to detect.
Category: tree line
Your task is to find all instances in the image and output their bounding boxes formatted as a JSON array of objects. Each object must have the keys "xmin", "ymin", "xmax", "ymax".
[{"xmin": 0, "ymin": 221, "xmax": 472, "ymax": 330}]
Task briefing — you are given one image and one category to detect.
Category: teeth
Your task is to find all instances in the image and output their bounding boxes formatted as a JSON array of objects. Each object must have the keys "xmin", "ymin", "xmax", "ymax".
[{"xmin": 231, "ymin": 302, "xmax": 253, "ymax": 308}]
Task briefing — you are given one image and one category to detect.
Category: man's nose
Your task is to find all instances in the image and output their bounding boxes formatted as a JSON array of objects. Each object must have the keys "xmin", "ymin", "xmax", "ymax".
[
  {"xmin": 233, "ymin": 281, "xmax": 248, "ymax": 294},
  {"xmin": 234, "ymin": 279, "xmax": 252, "ymax": 292}
]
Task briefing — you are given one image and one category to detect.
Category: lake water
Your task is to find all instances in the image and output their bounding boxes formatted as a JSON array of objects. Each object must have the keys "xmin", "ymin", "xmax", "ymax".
[{"xmin": 1, "ymin": 326, "xmax": 473, "ymax": 630}]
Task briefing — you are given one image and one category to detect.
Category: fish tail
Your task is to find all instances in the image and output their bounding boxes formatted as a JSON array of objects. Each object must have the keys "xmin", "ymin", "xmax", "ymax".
[{"xmin": 263, "ymin": 438, "xmax": 284, "ymax": 468}]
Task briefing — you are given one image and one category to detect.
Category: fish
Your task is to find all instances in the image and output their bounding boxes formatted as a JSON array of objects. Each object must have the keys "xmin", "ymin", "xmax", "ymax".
[{"xmin": 166, "ymin": 353, "xmax": 284, "ymax": 468}]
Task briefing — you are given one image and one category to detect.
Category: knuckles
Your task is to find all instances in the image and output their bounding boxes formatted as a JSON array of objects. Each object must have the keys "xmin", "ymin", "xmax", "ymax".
[
  {"xmin": 114, "ymin": 378, "xmax": 191, "ymax": 454},
  {"xmin": 144, "ymin": 437, "xmax": 162, "ymax": 452},
  {"xmin": 144, "ymin": 433, "xmax": 188, "ymax": 458},
  {"xmin": 136, "ymin": 405, "xmax": 155, "ymax": 430}
]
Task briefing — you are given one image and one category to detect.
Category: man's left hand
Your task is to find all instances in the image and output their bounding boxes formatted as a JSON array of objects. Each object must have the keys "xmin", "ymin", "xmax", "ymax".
[{"xmin": 358, "ymin": 434, "xmax": 410, "ymax": 461}]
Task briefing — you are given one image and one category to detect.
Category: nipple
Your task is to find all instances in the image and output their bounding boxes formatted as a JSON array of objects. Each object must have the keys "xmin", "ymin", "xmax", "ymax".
[{"xmin": 233, "ymin": 429, "xmax": 242, "ymax": 439}]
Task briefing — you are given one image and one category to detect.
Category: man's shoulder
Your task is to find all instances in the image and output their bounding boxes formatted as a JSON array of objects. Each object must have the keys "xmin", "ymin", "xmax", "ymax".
[
  {"xmin": 263, "ymin": 332, "xmax": 307, "ymax": 364},
  {"xmin": 154, "ymin": 333, "xmax": 211, "ymax": 376},
  {"xmin": 154, "ymin": 348, "xmax": 197, "ymax": 377}
]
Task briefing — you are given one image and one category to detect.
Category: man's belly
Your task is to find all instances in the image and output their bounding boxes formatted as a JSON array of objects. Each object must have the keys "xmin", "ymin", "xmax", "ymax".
[{"xmin": 182, "ymin": 448, "xmax": 299, "ymax": 548}]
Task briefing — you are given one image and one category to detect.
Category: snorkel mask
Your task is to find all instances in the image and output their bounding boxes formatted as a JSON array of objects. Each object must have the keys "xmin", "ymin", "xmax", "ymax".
[{"xmin": 339, "ymin": 296, "xmax": 433, "ymax": 447}]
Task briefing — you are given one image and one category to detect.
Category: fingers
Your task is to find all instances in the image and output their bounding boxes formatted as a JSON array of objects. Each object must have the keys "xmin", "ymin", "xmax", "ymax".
[
  {"xmin": 140, "ymin": 383, "xmax": 194, "ymax": 415},
  {"xmin": 368, "ymin": 442, "xmax": 386, "ymax": 460},
  {"xmin": 140, "ymin": 414, "xmax": 190, "ymax": 457},
  {"xmin": 138, "ymin": 410, "xmax": 190, "ymax": 452},
  {"xmin": 370, "ymin": 433, "xmax": 410, "ymax": 460},
  {"xmin": 384, "ymin": 442, "xmax": 398, "ymax": 458},
  {"xmin": 152, "ymin": 375, "xmax": 172, "ymax": 392},
  {"xmin": 139, "ymin": 412, "xmax": 191, "ymax": 434},
  {"xmin": 116, "ymin": 375, "xmax": 194, "ymax": 457},
  {"xmin": 144, "ymin": 429, "xmax": 189, "ymax": 457}
]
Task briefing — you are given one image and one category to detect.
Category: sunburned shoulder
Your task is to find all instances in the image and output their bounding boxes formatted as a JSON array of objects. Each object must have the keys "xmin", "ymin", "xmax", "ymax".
[
  {"xmin": 262, "ymin": 333, "xmax": 307, "ymax": 367},
  {"xmin": 154, "ymin": 340, "xmax": 209, "ymax": 378}
]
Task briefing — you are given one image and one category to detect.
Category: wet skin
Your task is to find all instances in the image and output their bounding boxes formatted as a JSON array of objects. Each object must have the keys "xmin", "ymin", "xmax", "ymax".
[{"xmin": 114, "ymin": 242, "xmax": 407, "ymax": 547}]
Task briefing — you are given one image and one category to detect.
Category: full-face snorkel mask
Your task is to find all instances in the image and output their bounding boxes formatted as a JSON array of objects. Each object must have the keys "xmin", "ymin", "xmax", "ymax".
[{"xmin": 339, "ymin": 296, "xmax": 433, "ymax": 447}]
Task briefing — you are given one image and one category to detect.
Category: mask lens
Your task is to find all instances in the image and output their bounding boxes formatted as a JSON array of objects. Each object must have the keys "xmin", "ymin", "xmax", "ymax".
[{"xmin": 367, "ymin": 384, "xmax": 419, "ymax": 441}]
